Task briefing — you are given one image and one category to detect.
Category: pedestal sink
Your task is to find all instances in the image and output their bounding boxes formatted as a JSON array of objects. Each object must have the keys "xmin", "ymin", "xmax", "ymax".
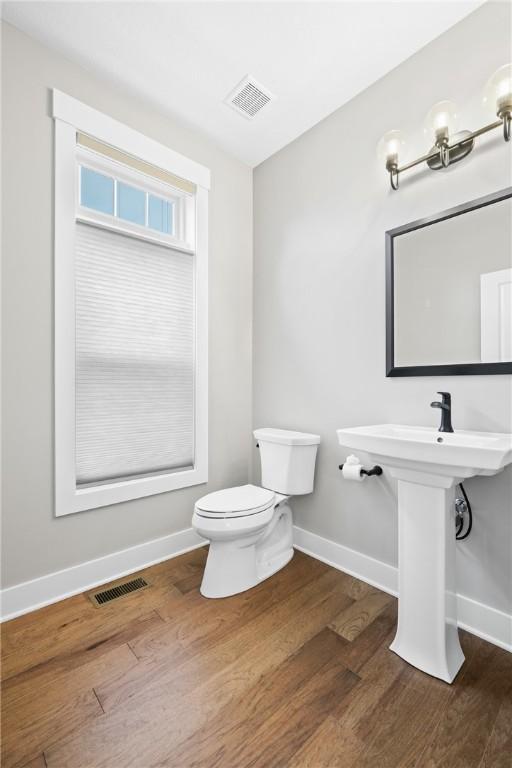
[{"xmin": 337, "ymin": 424, "xmax": 512, "ymax": 683}]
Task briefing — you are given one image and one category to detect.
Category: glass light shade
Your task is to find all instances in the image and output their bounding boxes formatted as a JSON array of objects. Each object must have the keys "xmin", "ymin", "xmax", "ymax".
[
  {"xmin": 424, "ymin": 101, "xmax": 458, "ymax": 144},
  {"xmin": 483, "ymin": 63, "xmax": 512, "ymax": 116},
  {"xmin": 377, "ymin": 130, "xmax": 406, "ymax": 170}
]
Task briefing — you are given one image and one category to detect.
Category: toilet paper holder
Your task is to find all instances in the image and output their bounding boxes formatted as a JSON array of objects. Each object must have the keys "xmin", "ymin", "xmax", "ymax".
[{"xmin": 338, "ymin": 463, "xmax": 383, "ymax": 478}]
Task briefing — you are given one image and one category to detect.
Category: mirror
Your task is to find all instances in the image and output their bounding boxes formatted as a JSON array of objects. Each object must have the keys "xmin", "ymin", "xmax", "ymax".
[{"xmin": 386, "ymin": 188, "xmax": 512, "ymax": 376}]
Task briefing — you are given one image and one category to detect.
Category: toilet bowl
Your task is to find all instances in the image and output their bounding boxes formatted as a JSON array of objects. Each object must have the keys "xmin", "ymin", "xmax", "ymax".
[{"xmin": 192, "ymin": 428, "xmax": 320, "ymax": 598}]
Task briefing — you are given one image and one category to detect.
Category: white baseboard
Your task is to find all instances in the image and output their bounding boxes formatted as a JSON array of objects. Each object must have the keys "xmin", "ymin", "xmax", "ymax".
[
  {"xmin": 293, "ymin": 525, "xmax": 511, "ymax": 653},
  {"xmin": 3, "ymin": 524, "xmax": 510, "ymax": 654},
  {"xmin": 293, "ymin": 525, "xmax": 399, "ymax": 596},
  {"xmin": 0, "ymin": 527, "xmax": 206, "ymax": 622},
  {"xmin": 457, "ymin": 594, "xmax": 512, "ymax": 653}
]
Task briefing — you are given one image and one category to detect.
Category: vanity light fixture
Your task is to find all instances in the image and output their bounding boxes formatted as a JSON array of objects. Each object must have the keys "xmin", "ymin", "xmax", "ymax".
[{"xmin": 379, "ymin": 63, "xmax": 512, "ymax": 190}]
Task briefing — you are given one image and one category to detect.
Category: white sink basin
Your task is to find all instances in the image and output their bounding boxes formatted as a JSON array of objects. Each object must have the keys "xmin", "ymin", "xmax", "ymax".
[
  {"xmin": 337, "ymin": 424, "xmax": 512, "ymax": 477},
  {"xmin": 337, "ymin": 423, "xmax": 512, "ymax": 684}
]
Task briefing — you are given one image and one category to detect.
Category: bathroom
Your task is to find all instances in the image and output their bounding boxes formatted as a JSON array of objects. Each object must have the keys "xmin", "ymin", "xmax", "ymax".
[{"xmin": 1, "ymin": 1, "xmax": 511, "ymax": 766}]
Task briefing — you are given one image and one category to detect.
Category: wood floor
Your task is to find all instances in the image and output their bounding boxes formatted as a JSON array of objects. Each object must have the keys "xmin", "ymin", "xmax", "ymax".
[{"xmin": 1, "ymin": 548, "xmax": 511, "ymax": 768}]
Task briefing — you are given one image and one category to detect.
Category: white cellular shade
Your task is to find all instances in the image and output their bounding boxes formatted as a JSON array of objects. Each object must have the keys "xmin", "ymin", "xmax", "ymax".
[{"xmin": 75, "ymin": 222, "xmax": 194, "ymax": 485}]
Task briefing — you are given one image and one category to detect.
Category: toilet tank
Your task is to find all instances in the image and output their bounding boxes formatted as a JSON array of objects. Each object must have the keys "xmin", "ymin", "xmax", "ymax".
[{"xmin": 253, "ymin": 428, "xmax": 321, "ymax": 495}]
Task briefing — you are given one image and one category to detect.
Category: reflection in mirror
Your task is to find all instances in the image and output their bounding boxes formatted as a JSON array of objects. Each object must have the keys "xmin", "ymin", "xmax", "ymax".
[{"xmin": 392, "ymin": 195, "xmax": 512, "ymax": 370}]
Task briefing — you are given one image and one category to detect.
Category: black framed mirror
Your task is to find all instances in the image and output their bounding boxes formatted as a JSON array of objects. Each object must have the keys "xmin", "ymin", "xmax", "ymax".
[{"xmin": 386, "ymin": 188, "xmax": 512, "ymax": 377}]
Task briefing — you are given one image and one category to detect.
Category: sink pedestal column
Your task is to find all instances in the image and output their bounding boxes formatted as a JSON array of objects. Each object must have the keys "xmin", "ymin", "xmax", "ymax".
[{"xmin": 389, "ymin": 469, "xmax": 465, "ymax": 683}]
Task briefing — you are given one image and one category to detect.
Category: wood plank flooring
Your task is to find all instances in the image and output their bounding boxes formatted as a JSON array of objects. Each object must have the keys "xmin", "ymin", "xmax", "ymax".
[{"xmin": 1, "ymin": 548, "xmax": 510, "ymax": 768}]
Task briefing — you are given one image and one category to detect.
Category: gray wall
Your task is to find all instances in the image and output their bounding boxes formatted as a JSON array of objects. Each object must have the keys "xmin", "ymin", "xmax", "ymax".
[
  {"xmin": 1, "ymin": 23, "xmax": 253, "ymax": 588},
  {"xmin": 253, "ymin": 2, "xmax": 512, "ymax": 615}
]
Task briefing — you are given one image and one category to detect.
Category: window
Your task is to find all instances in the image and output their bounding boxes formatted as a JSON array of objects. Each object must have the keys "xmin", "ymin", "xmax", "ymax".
[
  {"xmin": 53, "ymin": 91, "xmax": 209, "ymax": 515},
  {"xmin": 80, "ymin": 167, "xmax": 114, "ymax": 215},
  {"xmin": 79, "ymin": 164, "xmax": 175, "ymax": 234}
]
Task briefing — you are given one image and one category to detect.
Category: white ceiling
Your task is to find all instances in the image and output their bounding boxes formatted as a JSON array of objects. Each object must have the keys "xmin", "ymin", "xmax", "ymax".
[{"xmin": 2, "ymin": 1, "xmax": 484, "ymax": 167}]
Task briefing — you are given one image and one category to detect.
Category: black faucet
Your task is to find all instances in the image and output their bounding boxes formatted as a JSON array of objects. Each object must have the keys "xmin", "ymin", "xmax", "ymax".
[{"xmin": 430, "ymin": 391, "xmax": 453, "ymax": 433}]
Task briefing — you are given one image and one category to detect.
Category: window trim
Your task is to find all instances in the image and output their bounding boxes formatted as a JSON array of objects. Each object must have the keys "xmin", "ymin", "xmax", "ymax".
[{"xmin": 53, "ymin": 89, "xmax": 209, "ymax": 516}]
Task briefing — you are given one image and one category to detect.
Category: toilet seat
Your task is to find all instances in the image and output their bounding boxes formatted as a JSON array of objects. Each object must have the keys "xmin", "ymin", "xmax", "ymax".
[{"xmin": 195, "ymin": 484, "xmax": 275, "ymax": 519}]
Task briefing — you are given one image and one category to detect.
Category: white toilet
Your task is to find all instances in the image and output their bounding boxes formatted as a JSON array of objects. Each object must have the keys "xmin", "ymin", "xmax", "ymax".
[{"xmin": 192, "ymin": 428, "xmax": 320, "ymax": 598}]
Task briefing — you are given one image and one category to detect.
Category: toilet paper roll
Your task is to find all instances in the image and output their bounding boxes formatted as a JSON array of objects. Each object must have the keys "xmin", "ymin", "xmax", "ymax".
[{"xmin": 342, "ymin": 455, "xmax": 365, "ymax": 482}]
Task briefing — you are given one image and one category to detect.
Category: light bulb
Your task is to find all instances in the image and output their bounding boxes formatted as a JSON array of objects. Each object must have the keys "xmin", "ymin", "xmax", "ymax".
[
  {"xmin": 377, "ymin": 130, "xmax": 406, "ymax": 171},
  {"xmin": 377, "ymin": 130, "xmax": 405, "ymax": 190},
  {"xmin": 424, "ymin": 101, "xmax": 458, "ymax": 146},
  {"xmin": 483, "ymin": 63, "xmax": 512, "ymax": 117}
]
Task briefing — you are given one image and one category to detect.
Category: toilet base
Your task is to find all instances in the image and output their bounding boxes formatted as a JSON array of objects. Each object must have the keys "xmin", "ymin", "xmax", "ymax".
[
  {"xmin": 199, "ymin": 503, "xmax": 294, "ymax": 599},
  {"xmin": 200, "ymin": 546, "xmax": 294, "ymax": 599},
  {"xmin": 257, "ymin": 547, "xmax": 294, "ymax": 584}
]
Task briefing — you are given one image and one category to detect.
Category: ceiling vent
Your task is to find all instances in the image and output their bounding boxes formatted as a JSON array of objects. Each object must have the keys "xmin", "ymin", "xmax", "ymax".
[{"xmin": 225, "ymin": 75, "xmax": 274, "ymax": 120}]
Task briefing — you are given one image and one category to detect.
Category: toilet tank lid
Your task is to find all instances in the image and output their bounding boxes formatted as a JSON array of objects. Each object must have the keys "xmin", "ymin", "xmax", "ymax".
[{"xmin": 253, "ymin": 428, "xmax": 320, "ymax": 446}]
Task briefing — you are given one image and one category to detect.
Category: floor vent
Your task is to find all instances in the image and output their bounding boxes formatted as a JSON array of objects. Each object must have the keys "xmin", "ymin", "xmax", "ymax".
[
  {"xmin": 225, "ymin": 75, "xmax": 274, "ymax": 119},
  {"xmin": 89, "ymin": 577, "xmax": 148, "ymax": 607}
]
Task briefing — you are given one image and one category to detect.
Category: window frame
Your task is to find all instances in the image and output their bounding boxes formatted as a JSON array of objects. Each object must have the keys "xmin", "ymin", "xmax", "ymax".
[
  {"xmin": 53, "ymin": 89, "xmax": 209, "ymax": 516},
  {"xmin": 76, "ymin": 146, "xmax": 196, "ymax": 250}
]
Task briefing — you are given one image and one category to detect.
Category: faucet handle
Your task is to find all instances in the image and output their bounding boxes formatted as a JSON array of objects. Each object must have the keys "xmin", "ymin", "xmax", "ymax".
[{"xmin": 437, "ymin": 391, "xmax": 451, "ymax": 403}]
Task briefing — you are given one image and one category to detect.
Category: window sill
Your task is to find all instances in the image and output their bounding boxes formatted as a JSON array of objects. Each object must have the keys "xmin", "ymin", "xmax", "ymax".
[{"xmin": 56, "ymin": 466, "xmax": 208, "ymax": 516}]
